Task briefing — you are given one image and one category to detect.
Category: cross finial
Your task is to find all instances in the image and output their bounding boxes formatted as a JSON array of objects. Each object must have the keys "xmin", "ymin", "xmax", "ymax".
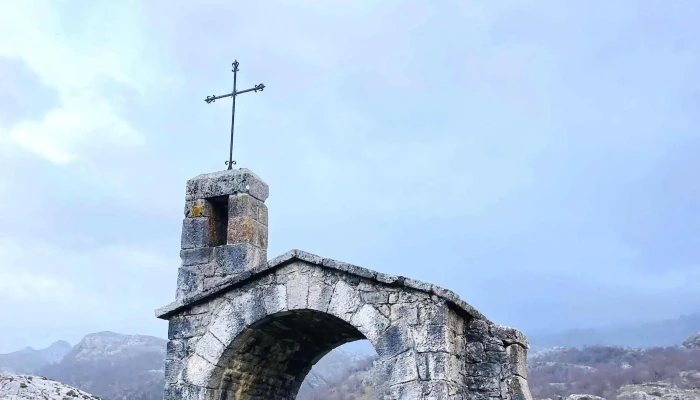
[{"xmin": 204, "ymin": 60, "xmax": 265, "ymax": 169}]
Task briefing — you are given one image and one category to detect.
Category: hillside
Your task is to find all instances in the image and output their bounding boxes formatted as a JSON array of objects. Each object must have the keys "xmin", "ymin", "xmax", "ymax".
[{"xmin": 528, "ymin": 344, "xmax": 700, "ymax": 399}]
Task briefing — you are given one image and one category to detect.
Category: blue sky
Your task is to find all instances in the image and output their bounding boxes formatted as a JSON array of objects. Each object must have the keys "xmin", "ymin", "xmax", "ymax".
[{"xmin": 1, "ymin": 0, "xmax": 699, "ymax": 353}]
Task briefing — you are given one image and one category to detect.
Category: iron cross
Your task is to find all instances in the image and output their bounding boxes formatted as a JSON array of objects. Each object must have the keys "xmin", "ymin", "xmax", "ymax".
[{"xmin": 204, "ymin": 60, "xmax": 265, "ymax": 169}]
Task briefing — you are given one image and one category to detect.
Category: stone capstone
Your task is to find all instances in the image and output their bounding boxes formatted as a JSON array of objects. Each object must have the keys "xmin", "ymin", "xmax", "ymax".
[{"xmin": 185, "ymin": 168, "xmax": 269, "ymax": 202}]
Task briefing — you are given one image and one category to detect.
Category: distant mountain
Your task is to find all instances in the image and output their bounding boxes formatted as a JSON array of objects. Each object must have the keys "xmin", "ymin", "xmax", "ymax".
[
  {"xmin": 37, "ymin": 340, "xmax": 72, "ymax": 364},
  {"xmin": 0, "ymin": 340, "xmax": 71, "ymax": 374},
  {"xmin": 39, "ymin": 331, "xmax": 166, "ymax": 400},
  {"xmin": 528, "ymin": 312, "xmax": 700, "ymax": 349},
  {"xmin": 0, "ymin": 373, "xmax": 99, "ymax": 400}
]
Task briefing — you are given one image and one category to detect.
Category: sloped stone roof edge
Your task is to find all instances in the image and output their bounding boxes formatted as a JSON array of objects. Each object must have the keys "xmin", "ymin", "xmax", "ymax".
[{"xmin": 155, "ymin": 249, "xmax": 491, "ymax": 324}]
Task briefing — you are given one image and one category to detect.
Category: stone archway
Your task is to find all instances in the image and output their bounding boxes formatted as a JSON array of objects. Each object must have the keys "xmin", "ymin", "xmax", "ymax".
[
  {"xmin": 216, "ymin": 309, "xmax": 367, "ymax": 398},
  {"xmin": 156, "ymin": 169, "xmax": 533, "ymax": 400}
]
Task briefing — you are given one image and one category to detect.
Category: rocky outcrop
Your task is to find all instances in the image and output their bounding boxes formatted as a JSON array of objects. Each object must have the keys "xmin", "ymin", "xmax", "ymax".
[
  {"xmin": 0, "ymin": 373, "xmax": 98, "ymax": 399},
  {"xmin": 618, "ymin": 382, "xmax": 700, "ymax": 400},
  {"xmin": 683, "ymin": 333, "xmax": 700, "ymax": 349}
]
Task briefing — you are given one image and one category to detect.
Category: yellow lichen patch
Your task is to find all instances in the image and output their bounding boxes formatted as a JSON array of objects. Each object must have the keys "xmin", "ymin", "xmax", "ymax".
[
  {"xmin": 243, "ymin": 220, "xmax": 254, "ymax": 241},
  {"xmin": 227, "ymin": 218, "xmax": 260, "ymax": 245},
  {"xmin": 191, "ymin": 204, "xmax": 204, "ymax": 217}
]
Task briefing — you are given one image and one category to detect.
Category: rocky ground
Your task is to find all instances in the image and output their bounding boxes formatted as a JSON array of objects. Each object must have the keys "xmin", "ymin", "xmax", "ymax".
[{"xmin": 0, "ymin": 373, "xmax": 99, "ymax": 400}]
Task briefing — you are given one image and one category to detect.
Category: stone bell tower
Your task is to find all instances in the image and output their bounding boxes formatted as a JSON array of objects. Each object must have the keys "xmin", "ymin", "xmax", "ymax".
[{"xmin": 176, "ymin": 168, "xmax": 269, "ymax": 300}]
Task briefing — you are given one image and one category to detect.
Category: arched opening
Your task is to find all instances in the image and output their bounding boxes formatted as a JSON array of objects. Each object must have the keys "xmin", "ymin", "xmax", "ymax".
[
  {"xmin": 297, "ymin": 340, "xmax": 378, "ymax": 399},
  {"xmin": 214, "ymin": 309, "xmax": 377, "ymax": 399}
]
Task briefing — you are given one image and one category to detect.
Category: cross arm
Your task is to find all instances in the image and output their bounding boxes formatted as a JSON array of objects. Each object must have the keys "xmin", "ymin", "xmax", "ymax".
[
  {"xmin": 204, "ymin": 93, "xmax": 233, "ymax": 103},
  {"xmin": 235, "ymin": 83, "xmax": 265, "ymax": 95},
  {"xmin": 204, "ymin": 84, "xmax": 265, "ymax": 104}
]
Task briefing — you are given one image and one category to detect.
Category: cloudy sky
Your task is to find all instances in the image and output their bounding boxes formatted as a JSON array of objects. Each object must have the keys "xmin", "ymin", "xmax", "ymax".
[{"xmin": 1, "ymin": 0, "xmax": 699, "ymax": 353}]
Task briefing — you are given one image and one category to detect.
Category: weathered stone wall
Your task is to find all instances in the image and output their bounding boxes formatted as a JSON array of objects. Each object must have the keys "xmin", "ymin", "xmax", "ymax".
[
  {"xmin": 157, "ymin": 169, "xmax": 532, "ymax": 399},
  {"xmin": 160, "ymin": 255, "xmax": 532, "ymax": 400}
]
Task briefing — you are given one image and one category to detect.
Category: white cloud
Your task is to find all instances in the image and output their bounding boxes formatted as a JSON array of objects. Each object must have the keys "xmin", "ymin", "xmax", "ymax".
[
  {"xmin": 0, "ymin": 0, "xmax": 170, "ymax": 164},
  {"xmin": 0, "ymin": 233, "xmax": 176, "ymax": 305},
  {"xmin": 0, "ymin": 267, "xmax": 73, "ymax": 303}
]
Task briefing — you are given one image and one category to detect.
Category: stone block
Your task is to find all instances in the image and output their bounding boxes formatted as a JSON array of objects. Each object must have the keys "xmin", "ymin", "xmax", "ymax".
[
  {"xmin": 184, "ymin": 199, "xmax": 215, "ymax": 218},
  {"xmin": 422, "ymin": 381, "xmax": 451, "ymax": 399},
  {"xmin": 178, "ymin": 383, "xmax": 218, "ymax": 400},
  {"xmin": 417, "ymin": 352, "xmax": 448, "ymax": 380},
  {"xmin": 403, "ymin": 277, "xmax": 432, "ymax": 292},
  {"xmin": 361, "ymin": 291, "xmax": 389, "ymax": 304},
  {"xmin": 167, "ymin": 313, "xmax": 207, "ymax": 340},
  {"xmin": 175, "ymin": 267, "xmax": 202, "ymax": 300},
  {"xmin": 391, "ymin": 350, "xmax": 419, "ymax": 384},
  {"xmin": 181, "ymin": 218, "xmax": 211, "ymax": 249},
  {"xmin": 321, "ymin": 258, "xmax": 376, "ymax": 280},
  {"xmin": 183, "ymin": 353, "xmax": 223, "ymax": 388},
  {"xmin": 163, "ymin": 383, "xmax": 180, "ymax": 400},
  {"xmin": 229, "ymin": 193, "xmax": 268, "ymax": 225},
  {"xmin": 226, "ymin": 216, "xmax": 268, "ymax": 248},
  {"xmin": 180, "ymin": 248, "xmax": 212, "ymax": 266},
  {"xmin": 229, "ymin": 290, "xmax": 266, "ymax": 326},
  {"xmin": 446, "ymin": 308, "xmax": 465, "ymax": 334},
  {"xmin": 482, "ymin": 335, "xmax": 506, "ymax": 352},
  {"xmin": 506, "ymin": 343, "xmax": 528, "ymax": 378},
  {"xmin": 467, "ymin": 318, "xmax": 490, "ymax": 341},
  {"xmin": 464, "ymin": 361, "xmax": 501, "ymax": 378},
  {"xmin": 491, "ymin": 324, "xmax": 530, "ymax": 349},
  {"xmin": 466, "ymin": 375, "xmax": 501, "ymax": 395},
  {"xmin": 213, "ymin": 244, "xmax": 266, "ymax": 276},
  {"xmin": 164, "ymin": 358, "xmax": 184, "ymax": 384},
  {"xmin": 262, "ymin": 284, "xmax": 288, "ymax": 315},
  {"xmin": 464, "ymin": 342, "xmax": 486, "ymax": 363},
  {"xmin": 417, "ymin": 301, "xmax": 448, "ymax": 325},
  {"xmin": 208, "ymin": 302, "xmax": 245, "ymax": 345},
  {"xmin": 391, "ymin": 303, "xmax": 419, "ymax": 325},
  {"xmin": 166, "ymin": 339, "xmax": 188, "ymax": 360},
  {"xmin": 194, "ymin": 331, "xmax": 225, "ymax": 365},
  {"xmin": 308, "ymin": 278, "xmax": 334, "ymax": 312},
  {"xmin": 327, "ymin": 280, "xmax": 361, "ymax": 320},
  {"xmin": 291, "ymin": 250, "xmax": 323, "ymax": 265},
  {"xmin": 185, "ymin": 168, "xmax": 269, "ymax": 202},
  {"xmin": 285, "ymin": 270, "xmax": 311, "ymax": 309},
  {"xmin": 487, "ymin": 347, "xmax": 508, "ymax": 363},
  {"xmin": 376, "ymin": 272, "xmax": 402, "ymax": 285},
  {"xmin": 507, "ymin": 375, "xmax": 533, "ymax": 400},
  {"xmin": 350, "ymin": 304, "xmax": 390, "ymax": 342},
  {"xmin": 385, "ymin": 381, "xmax": 424, "ymax": 400},
  {"xmin": 375, "ymin": 325, "xmax": 413, "ymax": 358},
  {"xmin": 414, "ymin": 324, "xmax": 450, "ymax": 353}
]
